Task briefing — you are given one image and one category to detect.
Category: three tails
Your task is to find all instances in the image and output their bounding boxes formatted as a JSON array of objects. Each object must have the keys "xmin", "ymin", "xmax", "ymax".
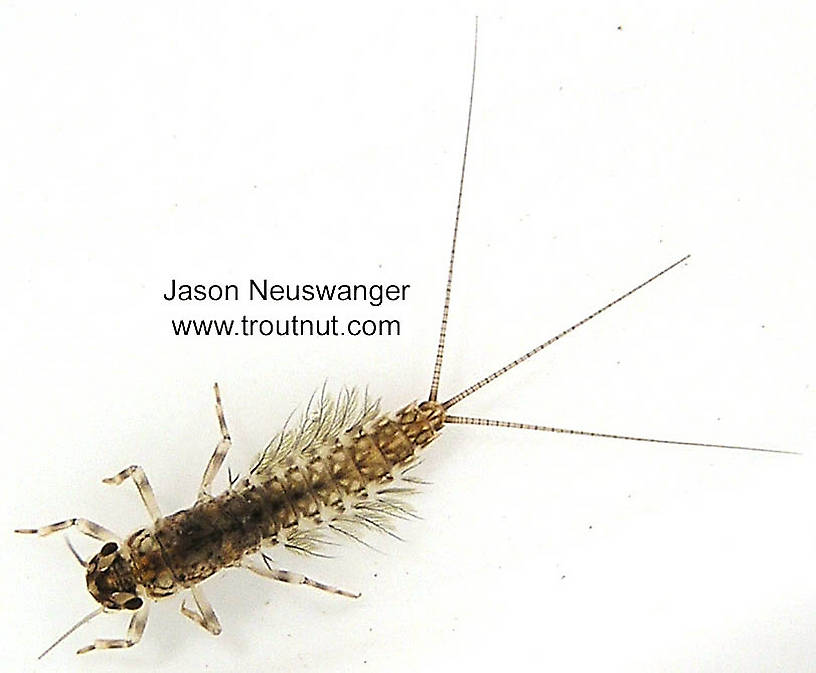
[{"xmin": 427, "ymin": 19, "xmax": 794, "ymax": 457}]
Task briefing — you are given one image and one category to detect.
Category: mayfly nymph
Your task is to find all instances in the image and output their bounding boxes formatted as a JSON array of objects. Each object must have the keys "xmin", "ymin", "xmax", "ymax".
[{"xmin": 16, "ymin": 20, "xmax": 794, "ymax": 658}]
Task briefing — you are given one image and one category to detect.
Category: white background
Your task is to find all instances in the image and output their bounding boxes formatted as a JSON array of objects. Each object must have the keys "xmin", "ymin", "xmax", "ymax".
[{"xmin": 2, "ymin": 2, "xmax": 815, "ymax": 672}]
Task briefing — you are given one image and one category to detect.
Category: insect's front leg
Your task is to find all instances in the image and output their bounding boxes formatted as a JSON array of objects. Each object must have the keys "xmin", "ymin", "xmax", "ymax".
[
  {"xmin": 103, "ymin": 465, "xmax": 162, "ymax": 522},
  {"xmin": 179, "ymin": 585, "xmax": 222, "ymax": 635},
  {"xmin": 77, "ymin": 603, "xmax": 149, "ymax": 654},
  {"xmin": 15, "ymin": 518, "xmax": 121, "ymax": 543},
  {"xmin": 197, "ymin": 382, "xmax": 232, "ymax": 500}
]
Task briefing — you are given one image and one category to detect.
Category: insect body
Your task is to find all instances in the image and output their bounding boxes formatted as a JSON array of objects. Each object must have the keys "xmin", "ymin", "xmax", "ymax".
[
  {"xmin": 119, "ymin": 394, "xmax": 445, "ymax": 606},
  {"xmin": 15, "ymin": 21, "xmax": 793, "ymax": 658},
  {"xmin": 17, "ymin": 389, "xmax": 448, "ymax": 656}
]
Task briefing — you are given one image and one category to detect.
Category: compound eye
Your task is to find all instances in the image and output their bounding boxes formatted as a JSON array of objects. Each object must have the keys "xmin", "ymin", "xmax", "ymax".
[
  {"xmin": 100, "ymin": 541, "xmax": 119, "ymax": 556},
  {"xmin": 124, "ymin": 596, "xmax": 143, "ymax": 610}
]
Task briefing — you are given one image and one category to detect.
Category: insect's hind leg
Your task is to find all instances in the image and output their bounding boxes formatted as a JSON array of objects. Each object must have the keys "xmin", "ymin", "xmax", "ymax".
[
  {"xmin": 103, "ymin": 465, "xmax": 162, "ymax": 522},
  {"xmin": 242, "ymin": 554, "xmax": 361, "ymax": 599},
  {"xmin": 15, "ymin": 518, "xmax": 120, "ymax": 543},
  {"xmin": 180, "ymin": 586, "xmax": 222, "ymax": 635},
  {"xmin": 197, "ymin": 382, "xmax": 232, "ymax": 500},
  {"xmin": 77, "ymin": 603, "xmax": 149, "ymax": 654}
]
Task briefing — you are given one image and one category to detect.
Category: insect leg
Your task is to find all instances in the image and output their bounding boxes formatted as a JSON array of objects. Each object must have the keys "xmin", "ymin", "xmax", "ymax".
[
  {"xmin": 197, "ymin": 382, "xmax": 232, "ymax": 500},
  {"xmin": 179, "ymin": 585, "xmax": 222, "ymax": 635},
  {"xmin": 102, "ymin": 465, "xmax": 162, "ymax": 522},
  {"xmin": 241, "ymin": 555, "xmax": 361, "ymax": 599},
  {"xmin": 76, "ymin": 603, "xmax": 149, "ymax": 654},
  {"xmin": 15, "ymin": 518, "xmax": 121, "ymax": 543}
]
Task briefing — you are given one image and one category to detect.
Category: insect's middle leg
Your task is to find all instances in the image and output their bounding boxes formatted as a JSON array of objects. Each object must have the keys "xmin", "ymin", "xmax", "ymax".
[
  {"xmin": 103, "ymin": 465, "xmax": 162, "ymax": 522},
  {"xmin": 242, "ymin": 554, "xmax": 361, "ymax": 599},
  {"xmin": 77, "ymin": 603, "xmax": 149, "ymax": 655},
  {"xmin": 179, "ymin": 586, "xmax": 222, "ymax": 635},
  {"xmin": 197, "ymin": 382, "xmax": 232, "ymax": 500}
]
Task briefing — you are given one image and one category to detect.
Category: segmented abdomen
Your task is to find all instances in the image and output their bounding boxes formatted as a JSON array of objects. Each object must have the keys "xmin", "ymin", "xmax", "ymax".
[{"xmin": 126, "ymin": 400, "xmax": 445, "ymax": 599}]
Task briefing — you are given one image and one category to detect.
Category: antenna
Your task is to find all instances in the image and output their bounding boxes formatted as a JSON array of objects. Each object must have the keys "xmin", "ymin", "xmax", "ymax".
[{"xmin": 38, "ymin": 607, "xmax": 104, "ymax": 660}]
